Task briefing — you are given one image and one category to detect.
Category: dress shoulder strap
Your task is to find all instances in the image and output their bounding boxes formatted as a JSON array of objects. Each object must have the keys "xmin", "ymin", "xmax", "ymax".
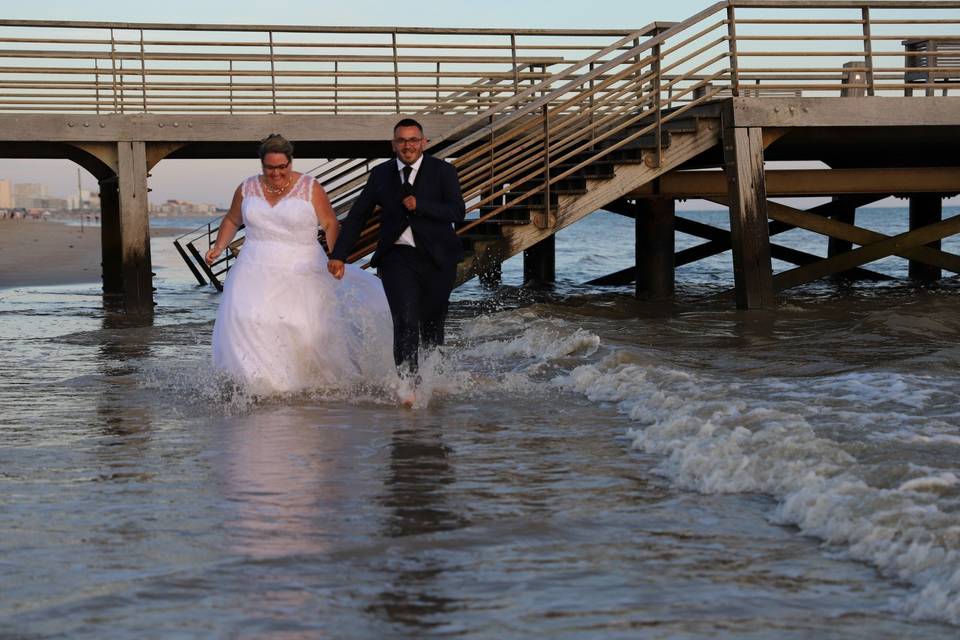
[
  {"xmin": 241, "ymin": 175, "xmax": 262, "ymax": 199},
  {"xmin": 288, "ymin": 173, "xmax": 313, "ymax": 202}
]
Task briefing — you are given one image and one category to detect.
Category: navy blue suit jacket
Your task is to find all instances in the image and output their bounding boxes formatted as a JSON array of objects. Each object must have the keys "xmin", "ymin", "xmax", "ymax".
[{"xmin": 331, "ymin": 154, "xmax": 466, "ymax": 270}]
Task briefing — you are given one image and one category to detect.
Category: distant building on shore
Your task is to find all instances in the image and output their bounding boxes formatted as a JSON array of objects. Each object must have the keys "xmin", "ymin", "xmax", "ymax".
[
  {"xmin": 67, "ymin": 189, "xmax": 100, "ymax": 212},
  {"xmin": 13, "ymin": 182, "xmax": 47, "ymax": 208},
  {"xmin": 150, "ymin": 199, "xmax": 217, "ymax": 216},
  {"xmin": 0, "ymin": 179, "xmax": 11, "ymax": 209}
]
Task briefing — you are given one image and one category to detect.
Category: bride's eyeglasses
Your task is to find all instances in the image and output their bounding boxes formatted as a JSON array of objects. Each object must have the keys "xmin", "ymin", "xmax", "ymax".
[{"xmin": 262, "ymin": 161, "xmax": 290, "ymax": 171}]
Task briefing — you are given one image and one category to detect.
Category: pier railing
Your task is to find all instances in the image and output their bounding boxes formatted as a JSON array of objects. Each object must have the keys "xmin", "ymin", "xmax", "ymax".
[
  {"xmin": 335, "ymin": 0, "xmax": 960, "ymax": 263},
  {"xmin": 3, "ymin": 3, "xmax": 959, "ymax": 116},
  {"xmin": 0, "ymin": 21, "xmax": 667, "ymax": 114}
]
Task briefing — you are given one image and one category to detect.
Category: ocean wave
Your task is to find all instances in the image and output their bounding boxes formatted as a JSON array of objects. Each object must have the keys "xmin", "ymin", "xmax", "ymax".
[{"xmin": 557, "ymin": 351, "xmax": 960, "ymax": 626}]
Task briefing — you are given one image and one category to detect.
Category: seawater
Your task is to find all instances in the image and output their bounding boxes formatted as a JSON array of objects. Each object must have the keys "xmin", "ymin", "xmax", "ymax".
[{"xmin": 2, "ymin": 208, "xmax": 960, "ymax": 639}]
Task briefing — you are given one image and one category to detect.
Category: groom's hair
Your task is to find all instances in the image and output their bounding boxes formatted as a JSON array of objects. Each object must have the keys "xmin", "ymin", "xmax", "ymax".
[{"xmin": 393, "ymin": 118, "xmax": 424, "ymax": 136}]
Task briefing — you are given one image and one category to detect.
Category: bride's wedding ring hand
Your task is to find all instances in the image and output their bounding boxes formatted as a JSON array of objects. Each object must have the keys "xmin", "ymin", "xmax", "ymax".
[{"xmin": 327, "ymin": 259, "xmax": 345, "ymax": 280}]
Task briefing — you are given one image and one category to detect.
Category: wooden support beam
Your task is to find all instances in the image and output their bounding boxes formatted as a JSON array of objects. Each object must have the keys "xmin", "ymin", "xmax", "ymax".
[
  {"xmin": 909, "ymin": 194, "xmax": 943, "ymax": 282},
  {"xmin": 629, "ymin": 167, "xmax": 960, "ymax": 199},
  {"xmin": 827, "ymin": 197, "xmax": 857, "ymax": 255},
  {"xmin": 773, "ymin": 214, "xmax": 960, "ymax": 292},
  {"xmin": 636, "ymin": 198, "xmax": 674, "ymax": 300},
  {"xmin": 116, "ymin": 141, "xmax": 153, "ymax": 313},
  {"xmin": 739, "ymin": 199, "xmax": 960, "ymax": 276},
  {"xmin": 523, "ymin": 234, "xmax": 555, "ymax": 286},
  {"xmin": 675, "ymin": 212, "xmax": 888, "ymax": 280},
  {"xmin": 98, "ymin": 175, "xmax": 122, "ymax": 295},
  {"xmin": 722, "ymin": 122, "xmax": 774, "ymax": 309}
]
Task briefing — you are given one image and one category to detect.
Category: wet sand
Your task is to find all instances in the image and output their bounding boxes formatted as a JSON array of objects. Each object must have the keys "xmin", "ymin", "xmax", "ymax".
[{"xmin": 0, "ymin": 219, "xmax": 187, "ymax": 289}]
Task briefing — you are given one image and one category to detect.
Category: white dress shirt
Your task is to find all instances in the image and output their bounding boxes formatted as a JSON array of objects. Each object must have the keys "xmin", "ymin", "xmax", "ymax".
[{"xmin": 394, "ymin": 156, "xmax": 422, "ymax": 248}]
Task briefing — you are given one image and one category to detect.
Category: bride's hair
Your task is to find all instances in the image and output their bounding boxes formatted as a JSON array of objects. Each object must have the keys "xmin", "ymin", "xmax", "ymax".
[{"xmin": 258, "ymin": 133, "xmax": 294, "ymax": 161}]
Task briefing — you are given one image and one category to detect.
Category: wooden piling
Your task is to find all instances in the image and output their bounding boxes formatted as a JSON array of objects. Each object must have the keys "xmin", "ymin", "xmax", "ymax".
[
  {"xmin": 523, "ymin": 235, "xmax": 555, "ymax": 285},
  {"xmin": 909, "ymin": 194, "xmax": 943, "ymax": 282},
  {"xmin": 636, "ymin": 198, "xmax": 675, "ymax": 300},
  {"xmin": 722, "ymin": 119, "xmax": 774, "ymax": 310},
  {"xmin": 98, "ymin": 175, "xmax": 123, "ymax": 295},
  {"xmin": 827, "ymin": 196, "xmax": 858, "ymax": 279},
  {"xmin": 115, "ymin": 141, "xmax": 153, "ymax": 312}
]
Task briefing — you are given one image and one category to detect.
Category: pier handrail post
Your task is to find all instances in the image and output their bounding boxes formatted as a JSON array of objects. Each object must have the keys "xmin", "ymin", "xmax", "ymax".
[
  {"xmin": 861, "ymin": 7, "xmax": 876, "ymax": 96},
  {"xmin": 94, "ymin": 59, "xmax": 101, "ymax": 115},
  {"xmin": 841, "ymin": 61, "xmax": 866, "ymax": 97},
  {"xmin": 653, "ymin": 41, "xmax": 663, "ymax": 168},
  {"xmin": 541, "ymin": 103, "xmax": 552, "ymax": 228},
  {"xmin": 726, "ymin": 3, "xmax": 740, "ymax": 97},
  {"xmin": 392, "ymin": 32, "xmax": 401, "ymax": 113},
  {"xmin": 139, "ymin": 29, "xmax": 147, "ymax": 112},
  {"xmin": 511, "ymin": 33, "xmax": 520, "ymax": 97},
  {"xmin": 268, "ymin": 30, "xmax": 278, "ymax": 114},
  {"xmin": 109, "ymin": 28, "xmax": 119, "ymax": 113}
]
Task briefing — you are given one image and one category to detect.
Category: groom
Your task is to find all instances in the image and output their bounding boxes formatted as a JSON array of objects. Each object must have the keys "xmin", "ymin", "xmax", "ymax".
[{"xmin": 328, "ymin": 118, "xmax": 466, "ymax": 377}]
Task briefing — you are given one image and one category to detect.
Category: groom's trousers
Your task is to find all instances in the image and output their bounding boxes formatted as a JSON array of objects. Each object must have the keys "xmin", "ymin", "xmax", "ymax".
[{"xmin": 378, "ymin": 245, "xmax": 456, "ymax": 374}]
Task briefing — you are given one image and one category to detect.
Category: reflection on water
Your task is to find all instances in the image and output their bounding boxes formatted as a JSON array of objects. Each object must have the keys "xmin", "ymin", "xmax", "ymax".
[
  {"xmin": 2, "ymin": 210, "xmax": 960, "ymax": 637},
  {"xmin": 372, "ymin": 424, "xmax": 465, "ymax": 629}
]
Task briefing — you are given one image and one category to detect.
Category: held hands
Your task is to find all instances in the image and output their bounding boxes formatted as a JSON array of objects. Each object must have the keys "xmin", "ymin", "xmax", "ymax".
[{"xmin": 327, "ymin": 259, "xmax": 345, "ymax": 280}]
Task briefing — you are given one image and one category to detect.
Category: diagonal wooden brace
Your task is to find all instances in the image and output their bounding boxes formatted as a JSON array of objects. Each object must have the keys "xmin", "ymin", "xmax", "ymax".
[{"xmin": 773, "ymin": 214, "xmax": 960, "ymax": 291}]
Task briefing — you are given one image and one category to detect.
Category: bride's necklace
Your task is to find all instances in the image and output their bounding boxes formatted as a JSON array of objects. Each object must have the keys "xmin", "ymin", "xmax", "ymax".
[{"xmin": 262, "ymin": 176, "xmax": 291, "ymax": 196}]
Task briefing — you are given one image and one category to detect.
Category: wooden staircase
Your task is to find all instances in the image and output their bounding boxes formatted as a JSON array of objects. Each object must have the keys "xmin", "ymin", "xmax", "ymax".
[
  {"xmin": 454, "ymin": 114, "xmax": 721, "ymax": 286},
  {"xmin": 334, "ymin": 11, "xmax": 731, "ymax": 286}
]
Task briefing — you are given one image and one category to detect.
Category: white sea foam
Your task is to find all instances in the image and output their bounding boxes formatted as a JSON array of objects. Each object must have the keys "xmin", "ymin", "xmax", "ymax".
[{"xmin": 556, "ymin": 349, "xmax": 960, "ymax": 626}]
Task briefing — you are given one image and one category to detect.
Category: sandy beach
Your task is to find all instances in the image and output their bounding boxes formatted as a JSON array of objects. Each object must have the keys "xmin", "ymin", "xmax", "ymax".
[{"xmin": 0, "ymin": 218, "xmax": 190, "ymax": 289}]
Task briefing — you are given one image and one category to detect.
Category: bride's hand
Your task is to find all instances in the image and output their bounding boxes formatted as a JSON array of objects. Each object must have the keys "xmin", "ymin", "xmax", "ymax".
[
  {"xmin": 205, "ymin": 245, "xmax": 223, "ymax": 266},
  {"xmin": 327, "ymin": 259, "xmax": 345, "ymax": 280}
]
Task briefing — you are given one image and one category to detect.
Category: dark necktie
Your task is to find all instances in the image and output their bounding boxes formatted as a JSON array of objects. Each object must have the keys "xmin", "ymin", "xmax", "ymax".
[{"xmin": 401, "ymin": 165, "xmax": 414, "ymax": 199}]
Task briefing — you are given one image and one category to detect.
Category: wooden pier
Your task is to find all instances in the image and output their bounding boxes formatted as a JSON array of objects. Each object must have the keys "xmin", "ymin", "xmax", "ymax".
[{"xmin": 1, "ymin": 1, "xmax": 959, "ymax": 312}]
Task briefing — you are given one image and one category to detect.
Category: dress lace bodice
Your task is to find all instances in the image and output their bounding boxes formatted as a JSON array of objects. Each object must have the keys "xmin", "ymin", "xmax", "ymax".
[{"xmin": 240, "ymin": 173, "xmax": 319, "ymax": 248}]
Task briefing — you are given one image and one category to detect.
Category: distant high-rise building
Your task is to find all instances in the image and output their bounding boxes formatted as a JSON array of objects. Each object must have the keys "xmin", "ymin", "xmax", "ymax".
[
  {"xmin": 0, "ymin": 179, "xmax": 11, "ymax": 208},
  {"xmin": 13, "ymin": 182, "xmax": 49, "ymax": 208}
]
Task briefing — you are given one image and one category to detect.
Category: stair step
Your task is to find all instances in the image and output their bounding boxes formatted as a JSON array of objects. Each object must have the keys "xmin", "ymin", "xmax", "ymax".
[
  {"xmin": 461, "ymin": 220, "xmax": 530, "ymax": 235},
  {"xmin": 501, "ymin": 191, "xmax": 558, "ymax": 208},
  {"xmin": 553, "ymin": 161, "xmax": 615, "ymax": 180},
  {"xmin": 477, "ymin": 208, "xmax": 533, "ymax": 222},
  {"xmin": 598, "ymin": 132, "xmax": 671, "ymax": 152},
  {"xmin": 623, "ymin": 118, "xmax": 698, "ymax": 136}
]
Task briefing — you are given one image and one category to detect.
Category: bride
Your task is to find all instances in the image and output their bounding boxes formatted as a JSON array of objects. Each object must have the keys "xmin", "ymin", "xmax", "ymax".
[{"xmin": 205, "ymin": 134, "xmax": 394, "ymax": 395}]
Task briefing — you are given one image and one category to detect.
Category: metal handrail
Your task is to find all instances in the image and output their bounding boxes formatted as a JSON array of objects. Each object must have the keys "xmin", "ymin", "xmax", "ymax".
[{"xmin": 0, "ymin": 21, "xmax": 664, "ymax": 114}]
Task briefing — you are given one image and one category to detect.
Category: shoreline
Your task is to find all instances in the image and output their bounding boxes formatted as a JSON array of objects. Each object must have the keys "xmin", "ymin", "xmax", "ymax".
[{"xmin": 0, "ymin": 218, "xmax": 193, "ymax": 290}]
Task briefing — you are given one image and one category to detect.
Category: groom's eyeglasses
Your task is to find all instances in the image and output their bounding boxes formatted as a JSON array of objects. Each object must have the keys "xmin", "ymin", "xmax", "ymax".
[
  {"xmin": 262, "ymin": 162, "xmax": 290, "ymax": 171},
  {"xmin": 393, "ymin": 137, "xmax": 423, "ymax": 146}
]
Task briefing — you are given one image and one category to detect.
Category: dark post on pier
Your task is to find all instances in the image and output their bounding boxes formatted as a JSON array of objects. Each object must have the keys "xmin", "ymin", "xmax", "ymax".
[{"xmin": 1, "ymin": 1, "xmax": 959, "ymax": 313}]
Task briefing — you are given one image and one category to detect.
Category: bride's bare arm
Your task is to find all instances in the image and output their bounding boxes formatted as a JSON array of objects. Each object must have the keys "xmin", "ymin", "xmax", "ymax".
[
  {"xmin": 205, "ymin": 186, "xmax": 243, "ymax": 265},
  {"xmin": 312, "ymin": 180, "xmax": 339, "ymax": 254}
]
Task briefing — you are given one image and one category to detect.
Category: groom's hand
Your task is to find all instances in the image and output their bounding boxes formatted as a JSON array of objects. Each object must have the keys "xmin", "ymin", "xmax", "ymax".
[
  {"xmin": 327, "ymin": 259, "xmax": 345, "ymax": 280},
  {"xmin": 402, "ymin": 195, "xmax": 417, "ymax": 213}
]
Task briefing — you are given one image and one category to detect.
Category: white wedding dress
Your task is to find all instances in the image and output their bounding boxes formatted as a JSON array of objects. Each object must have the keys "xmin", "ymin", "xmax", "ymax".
[{"xmin": 212, "ymin": 174, "xmax": 394, "ymax": 394}]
